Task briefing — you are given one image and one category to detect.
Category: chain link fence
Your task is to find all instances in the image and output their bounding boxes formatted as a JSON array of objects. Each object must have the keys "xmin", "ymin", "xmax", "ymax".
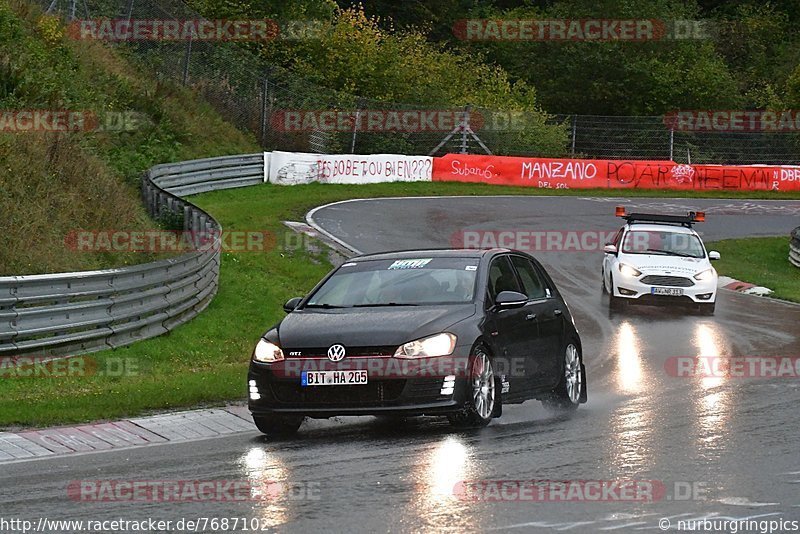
[{"xmin": 41, "ymin": 0, "xmax": 800, "ymax": 164}]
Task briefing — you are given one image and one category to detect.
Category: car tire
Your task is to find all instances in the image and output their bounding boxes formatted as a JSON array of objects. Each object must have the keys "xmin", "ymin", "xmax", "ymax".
[
  {"xmin": 448, "ymin": 346, "xmax": 497, "ymax": 428},
  {"xmin": 601, "ymin": 269, "xmax": 608, "ymax": 294},
  {"xmin": 698, "ymin": 302, "xmax": 715, "ymax": 316},
  {"xmin": 253, "ymin": 414, "xmax": 303, "ymax": 436},
  {"xmin": 542, "ymin": 341, "xmax": 584, "ymax": 412}
]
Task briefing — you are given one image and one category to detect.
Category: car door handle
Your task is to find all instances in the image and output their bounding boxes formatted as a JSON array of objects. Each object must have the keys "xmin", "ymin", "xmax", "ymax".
[
  {"xmin": 554, "ymin": 309, "xmax": 562, "ymax": 316},
  {"xmin": 525, "ymin": 313, "xmax": 537, "ymax": 321}
]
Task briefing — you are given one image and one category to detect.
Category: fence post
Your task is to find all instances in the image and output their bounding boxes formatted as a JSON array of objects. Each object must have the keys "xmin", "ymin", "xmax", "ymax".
[
  {"xmin": 182, "ymin": 36, "xmax": 193, "ymax": 86},
  {"xmin": 124, "ymin": 0, "xmax": 134, "ymax": 20},
  {"xmin": 570, "ymin": 115, "xmax": 577, "ymax": 156},
  {"xmin": 460, "ymin": 105, "xmax": 471, "ymax": 154},
  {"xmin": 350, "ymin": 98, "xmax": 365, "ymax": 154},
  {"xmin": 259, "ymin": 75, "xmax": 271, "ymax": 149},
  {"xmin": 669, "ymin": 127, "xmax": 674, "ymax": 160}
]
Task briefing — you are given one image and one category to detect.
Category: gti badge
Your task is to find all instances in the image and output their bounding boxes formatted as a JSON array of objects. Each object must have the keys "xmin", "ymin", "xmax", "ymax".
[{"xmin": 327, "ymin": 344, "xmax": 346, "ymax": 362}]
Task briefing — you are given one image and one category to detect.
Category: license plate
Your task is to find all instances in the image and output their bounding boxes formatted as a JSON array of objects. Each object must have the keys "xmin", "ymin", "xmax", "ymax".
[
  {"xmin": 301, "ymin": 370, "xmax": 368, "ymax": 386},
  {"xmin": 651, "ymin": 287, "xmax": 683, "ymax": 296}
]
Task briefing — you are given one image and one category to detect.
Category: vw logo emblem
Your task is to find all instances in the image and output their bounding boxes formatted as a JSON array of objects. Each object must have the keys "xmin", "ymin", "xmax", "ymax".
[{"xmin": 327, "ymin": 344, "xmax": 346, "ymax": 362}]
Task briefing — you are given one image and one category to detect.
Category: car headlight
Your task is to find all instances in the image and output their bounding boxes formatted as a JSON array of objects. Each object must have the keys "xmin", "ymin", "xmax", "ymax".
[
  {"xmin": 394, "ymin": 333, "xmax": 457, "ymax": 359},
  {"xmin": 618, "ymin": 263, "xmax": 642, "ymax": 277},
  {"xmin": 694, "ymin": 268, "xmax": 715, "ymax": 281},
  {"xmin": 253, "ymin": 339, "xmax": 284, "ymax": 363}
]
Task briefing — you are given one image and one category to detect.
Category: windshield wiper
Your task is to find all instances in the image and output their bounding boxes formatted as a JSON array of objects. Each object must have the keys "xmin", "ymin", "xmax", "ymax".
[
  {"xmin": 304, "ymin": 303, "xmax": 349, "ymax": 309},
  {"xmin": 645, "ymin": 248, "xmax": 695, "ymax": 258},
  {"xmin": 352, "ymin": 303, "xmax": 419, "ymax": 307}
]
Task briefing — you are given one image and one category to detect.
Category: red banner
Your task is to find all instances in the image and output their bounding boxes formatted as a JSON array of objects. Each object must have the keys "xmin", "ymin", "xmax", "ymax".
[{"xmin": 432, "ymin": 154, "xmax": 800, "ymax": 191}]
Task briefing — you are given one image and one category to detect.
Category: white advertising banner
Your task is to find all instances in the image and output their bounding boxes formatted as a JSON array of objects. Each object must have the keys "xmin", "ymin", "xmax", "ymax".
[{"xmin": 267, "ymin": 151, "xmax": 433, "ymax": 185}]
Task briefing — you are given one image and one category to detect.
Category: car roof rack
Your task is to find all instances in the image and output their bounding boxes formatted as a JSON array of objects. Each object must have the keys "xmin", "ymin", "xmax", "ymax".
[{"xmin": 615, "ymin": 207, "xmax": 705, "ymax": 228}]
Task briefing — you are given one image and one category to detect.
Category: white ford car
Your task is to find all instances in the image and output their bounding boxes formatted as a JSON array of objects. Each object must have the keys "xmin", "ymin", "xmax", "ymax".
[{"xmin": 601, "ymin": 208, "xmax": 720, "ymax": 315}]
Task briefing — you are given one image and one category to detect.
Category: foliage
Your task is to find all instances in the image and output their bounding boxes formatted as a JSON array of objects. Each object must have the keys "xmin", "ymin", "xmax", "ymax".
[{"xmin": 0, "ymin": 0, "xmax": 258, "ymax": 274}]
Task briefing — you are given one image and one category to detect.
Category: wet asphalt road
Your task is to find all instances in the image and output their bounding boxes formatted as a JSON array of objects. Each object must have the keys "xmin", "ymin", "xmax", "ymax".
[{"xmin": 2, "ymin": 197, "xmax": 800, "ymax": 533}]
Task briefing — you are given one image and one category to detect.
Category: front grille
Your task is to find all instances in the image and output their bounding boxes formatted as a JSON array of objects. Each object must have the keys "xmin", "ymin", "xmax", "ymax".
[
  {"xmin": 270, "ymin": 380, "xmax": 406, "ymax": 405},
  {"xmin": 640, "ymin": 275, "xmax": 694, "ymax": 287},
  {"xmin": 406, "ymin": 378, "xmax": 447, "ymax": 400},
  {"xmin": 285, "ymin": 346, "xmax": 397, "ymax": 358}
]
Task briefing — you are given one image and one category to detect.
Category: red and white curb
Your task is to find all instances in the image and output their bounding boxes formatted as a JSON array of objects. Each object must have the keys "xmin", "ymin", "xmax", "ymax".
[
  {"xmin": 718, "ymin": 276, "xmax": 774, "ymax": 297},
  {"xmin": 0, "ymin": 404, "xmax": 254, "ymax": 463}
]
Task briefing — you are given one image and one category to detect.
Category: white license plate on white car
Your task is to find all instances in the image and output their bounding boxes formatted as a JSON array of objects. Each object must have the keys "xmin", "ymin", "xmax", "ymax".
[
  {"xmin": 301, "ymin": 370, "xmax": 368, "ymax": 386},
  {"xmin": 651, "ymin": 287, "xmax": 683, "ymax": 296}
]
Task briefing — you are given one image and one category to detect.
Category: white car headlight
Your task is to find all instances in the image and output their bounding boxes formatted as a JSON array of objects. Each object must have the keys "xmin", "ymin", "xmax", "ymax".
[
  {"xmin": 694, "ymin": 268, "xmax": 715, "ymax": 281},
  {"xmin": 394, "ymin": 333, "xmax": 457, "ymax": 359},
  {"xmin": 253, "ymin": 339, "xmax": 285, "ymax": 363},
  {"xmin": 618, "ymin": 263, "xmax": 642, "ymax": 277}
]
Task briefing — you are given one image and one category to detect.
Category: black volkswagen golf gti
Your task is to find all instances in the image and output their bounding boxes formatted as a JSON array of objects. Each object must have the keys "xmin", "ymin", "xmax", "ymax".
[{"xmin": 248, "ymin": 249, "xmax": 587, "ymax": 435}]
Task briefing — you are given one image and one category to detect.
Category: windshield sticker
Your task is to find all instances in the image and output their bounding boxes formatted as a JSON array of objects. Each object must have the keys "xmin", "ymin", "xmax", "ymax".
[
  {"xmin": 388, "ymin": 259, "xmax": 432, "ymax": 270},
  {"xmin": 465, "ymin": 265, "xmax": 478, "ymax": 271}
]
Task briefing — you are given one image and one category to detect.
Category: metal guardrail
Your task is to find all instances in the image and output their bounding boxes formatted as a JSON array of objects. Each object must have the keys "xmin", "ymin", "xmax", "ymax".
[
  {"xmin": 791, "ymin": 227, "xmax": 800, "ymax": 269},
  {"xmin": 0, "ymin": 153, "xmax": 265, "ymax": 358}
]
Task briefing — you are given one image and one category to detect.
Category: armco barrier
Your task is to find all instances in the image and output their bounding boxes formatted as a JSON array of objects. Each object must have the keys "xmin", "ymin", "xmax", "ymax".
[
  {"xmin": 791, "ymin": 227, "xmax": 800, "ymax": 269},
  {"xmin": 0, "ymin": 153, "xmax": 264, "ymax": 358}
]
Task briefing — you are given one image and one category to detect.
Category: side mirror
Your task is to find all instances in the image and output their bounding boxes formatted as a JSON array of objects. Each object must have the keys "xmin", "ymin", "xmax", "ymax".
[
  {"xmin": 495, "ymin": 290, "xmax": 528, "ymax": 309},
  {"xmin": 708, "ymin": 251, "xmax": 720, "ymax": 260},
  {"xmin": 283, "ymin": 297, "xmax": 303, "ymax": 312},
  {"xmin": 603, "ymin": 244, "xmax": 618, "ymax": 254}
]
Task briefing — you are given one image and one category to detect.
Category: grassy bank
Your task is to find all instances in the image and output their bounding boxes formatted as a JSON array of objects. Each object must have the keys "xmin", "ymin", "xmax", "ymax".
[
  {"xmin": 0, "ymin": 0, "xmax": 258, "ymax": 275},
  {"xmin": 709, "ymin": 236, "xmax": 800, "ymax": 303},
  {"xmin": 1, "ymin": 182, "xmax": 799, "ymax": 428}
]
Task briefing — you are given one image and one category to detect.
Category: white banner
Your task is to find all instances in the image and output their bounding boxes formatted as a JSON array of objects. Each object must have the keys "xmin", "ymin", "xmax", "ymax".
[
  {"xmin": 268, "ymin": 151, "xmax": 320, "ymax": 185},
  {"xmin": 267, "ymin": 151, "xmax": 433, "ymax": 185}
]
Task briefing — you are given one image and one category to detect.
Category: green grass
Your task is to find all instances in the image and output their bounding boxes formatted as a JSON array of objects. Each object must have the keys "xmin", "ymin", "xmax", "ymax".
[
  {"xmin": 2, "ymin": 182, "xmax": 800, "ymax": 428},
  {"xmin": 0, "ymin": 1, "xmax": 259, "ymax": 275},
  {"xmin": 708, "ymin": 236, "xmax": 800, "ymax": 303}
]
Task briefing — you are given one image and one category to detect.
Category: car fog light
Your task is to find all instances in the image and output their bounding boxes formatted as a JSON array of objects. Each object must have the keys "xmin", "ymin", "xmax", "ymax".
[
  {"xmin": 441, "ymin": 375, "xmax": 456, "ymax": 395},
  {"xmin": 618, "ymin": 287, "xmax": 636, "ymax": 296}
]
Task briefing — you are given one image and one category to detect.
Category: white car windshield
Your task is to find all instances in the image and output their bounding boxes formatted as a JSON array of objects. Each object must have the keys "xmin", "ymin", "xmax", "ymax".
[{"xmin": 621, "ymin": 230, "xmax": 705, "ymax": 258}]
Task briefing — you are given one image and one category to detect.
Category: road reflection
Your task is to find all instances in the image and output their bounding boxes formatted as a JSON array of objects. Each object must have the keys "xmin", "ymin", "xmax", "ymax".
[
  {"xmin": 615, "ymin": 321, "xmax": 644, "ymax": 394},
  {"xmin": 609, "ymin": 320, "xmax": 654, "ymax": 472},
  {"xmin": 408, "ymin": 435, "xmax": 482, "ymax": 529},
  {"xmin": 239, "ymin": 446, "xmax": 290, "ymax": 527},
  {"xmin": 691, "ymin": 323, "xmax": 732, "ymax": 455}
]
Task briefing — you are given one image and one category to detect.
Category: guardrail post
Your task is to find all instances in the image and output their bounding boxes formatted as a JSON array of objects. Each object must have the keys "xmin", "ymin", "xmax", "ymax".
[{"xmin": 184, "ymin": 205, "xmax": 192, "ymax": 231}]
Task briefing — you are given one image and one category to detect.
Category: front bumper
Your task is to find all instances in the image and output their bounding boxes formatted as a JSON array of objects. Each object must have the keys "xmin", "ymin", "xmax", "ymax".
[
  {"xmin": 613, "ymin": 273, "xmax": 717, "ymax": 305},
  {"xmin": 248, "ymin": 354, "xmax": 472, "ymax": 418}
]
